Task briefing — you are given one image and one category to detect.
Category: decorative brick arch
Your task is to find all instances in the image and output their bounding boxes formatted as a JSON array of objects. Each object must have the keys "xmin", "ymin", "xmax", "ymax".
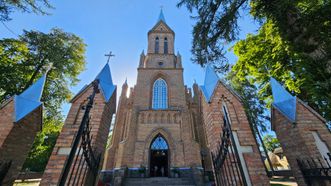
[
  {"xmin": 151, "ymin": 71, "xmax": 170, "ymax": 84},
  {"xmin": 144, "ymin": 128, "xmax": 175, "ymax": 149},
  {"xmin": 142, "ymin": 127, "xmax": 175, "ymax": 168}
]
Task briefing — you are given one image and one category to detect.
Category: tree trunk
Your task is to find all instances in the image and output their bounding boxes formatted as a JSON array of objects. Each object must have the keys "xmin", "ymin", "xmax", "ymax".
[{"xmin": 24, "ymin": 63, "xmax": 44, "ymax": 90}]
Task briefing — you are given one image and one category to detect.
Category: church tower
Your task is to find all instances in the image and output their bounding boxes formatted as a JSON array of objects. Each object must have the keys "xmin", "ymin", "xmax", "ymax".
[{"xmin": 106, "ymin": 10, "xmax": 205, "ymax": 183}]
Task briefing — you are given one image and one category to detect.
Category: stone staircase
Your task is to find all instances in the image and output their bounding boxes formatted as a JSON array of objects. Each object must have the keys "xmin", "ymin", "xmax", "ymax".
[{"xmin": 123, "ymin": 177, "xmax": 196, "ymax": 186}]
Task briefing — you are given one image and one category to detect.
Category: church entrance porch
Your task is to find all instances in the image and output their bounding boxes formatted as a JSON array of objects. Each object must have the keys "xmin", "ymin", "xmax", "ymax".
[{"xmin": 149, "ymin": 134, "xmax": 169, "ymax": 177}]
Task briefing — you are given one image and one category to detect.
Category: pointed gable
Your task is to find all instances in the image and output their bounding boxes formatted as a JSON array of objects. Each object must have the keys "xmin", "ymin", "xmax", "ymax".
[
  {"xmin": 149, "ymin": 21, "xmax": 174, "ymax": 34},
  {"xmin": 95, "ymin": 63, "xmax": 116, "ymax": 102},
  {"xmin": 200, "ymin": 65, "xmax": 219, "ymax": 102},
  {"xmin": 200, "ymin": 65, "xmax": 243, "ymax": 103},
  {"xmin": 270, "ymin": 77, "xmax": 296, "ymax": 122},
  {"xmin": 148, "ymin": 10, "xmax": 174, "ymax": 35},
  {"xmin": 14, "ymin": 75, "xmax": 46, "ymax": 122},
  {"xmin": 71, "ymin": 63, "xmax": 116, "ymax": 103}
]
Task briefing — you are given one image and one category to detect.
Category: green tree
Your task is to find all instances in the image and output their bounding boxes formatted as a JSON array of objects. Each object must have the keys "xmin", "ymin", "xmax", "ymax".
[
  {"xmin": 178, "ymin": 0, "xmax": 331, "ymax": 67},
  {"xmin": 0, "ymin": 28, "xmax": 86, "ymax": 116},
  {"xmin": 232, "ymin": 21, "xmax": 331, "ymax": 120},
  {"xmin": 0, "ymin": 0, "xmax": 52, "ymax": 21},
  {"xmin": 106, "ymin": 133, "xmax": 113, "ymax": 149},
  {"xmin": 178, "ymin": 0, "xmax": 331, "ymax": 123},
  {"xmin": 262, "ymin": 134, "xmax": 281, "ymax": 152},
  {"xmin": 0, "ymin": 28, "xmax": 86, "ymax": 171},
  {"xmin": 23, "ymin": 116, "xmax": 63, "ymax": 172},
  {"xmin": 227, "ymin": 71, "xmax": 269, "ymax": 131}
]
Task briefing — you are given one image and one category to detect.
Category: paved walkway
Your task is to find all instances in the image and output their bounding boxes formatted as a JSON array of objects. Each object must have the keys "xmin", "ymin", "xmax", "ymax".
[
  {"xmin": 13, "ymin": 179, "xmax": 299, "ymax": 186},
  {"xmin": 270, "ymin": 180, "xmax": 298, "ymax": 186},
  {"xmin": 13, "ymin": 179, "xmax": 41, "ymax": 186}
]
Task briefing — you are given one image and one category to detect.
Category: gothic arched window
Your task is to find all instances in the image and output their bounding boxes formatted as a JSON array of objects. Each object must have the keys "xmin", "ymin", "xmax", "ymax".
[
  {"xmin": 152, "ymin": 78, "xmax": 168, "ymax": 109},
  {"xmin": 155, "ymin": 37, "xmax": 159, "ymax": 53},
  {"xmin": 164, "ymin": 37, "xmax": 168, "ymax": 54},
  {"xmin": 151, "ymin": 135, "xmax": 168, "ymax": 150}
]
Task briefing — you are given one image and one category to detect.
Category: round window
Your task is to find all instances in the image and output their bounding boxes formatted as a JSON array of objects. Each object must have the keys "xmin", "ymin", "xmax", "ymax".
[{"xmin": 158, "ymin": 62, "xmax": 164, "ymax": 66}]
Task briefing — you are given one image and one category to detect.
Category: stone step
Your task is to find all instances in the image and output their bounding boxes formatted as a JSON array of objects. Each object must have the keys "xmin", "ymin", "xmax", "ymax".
[{"xmin": 124, "ymin": 177, "xmax": 196, "ymax": 186}]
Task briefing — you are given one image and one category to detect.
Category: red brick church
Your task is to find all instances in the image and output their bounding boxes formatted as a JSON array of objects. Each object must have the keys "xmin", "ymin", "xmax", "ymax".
[
  {"xmin": 102, "ymin": 10, "xmax": 269, "ymax": 186},
  {"xmin": 1, "ymin": 10, "xmax": 330, "ymax": 186}
]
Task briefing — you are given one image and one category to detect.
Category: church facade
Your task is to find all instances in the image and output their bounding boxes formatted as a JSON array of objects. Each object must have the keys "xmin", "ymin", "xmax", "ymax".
[
  {"xmin": 105, "ymin": 12, "xmax": 209, "ymax": 180},
  {"xmin": 104, "ymin": 11, "xmax": 269, "ymax": 186}
]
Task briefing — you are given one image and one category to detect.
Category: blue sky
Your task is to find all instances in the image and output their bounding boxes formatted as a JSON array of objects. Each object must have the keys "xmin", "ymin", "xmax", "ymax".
[{"xmin": 0, "ymin": 0, "xmax": 259, "ymax": 116}]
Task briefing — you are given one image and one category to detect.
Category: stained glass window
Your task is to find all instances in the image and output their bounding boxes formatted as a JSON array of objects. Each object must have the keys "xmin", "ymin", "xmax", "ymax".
[
  {"xmin": 151, "ymin": 135, "xmax": 168, "ymax": 150},
  {"xmin": 155, "ymin": 37, "xmax": 159, "ymax": 53},
  {"xmin": 152, "ymin": 78, "xmax": 168, "ymax": 109}
]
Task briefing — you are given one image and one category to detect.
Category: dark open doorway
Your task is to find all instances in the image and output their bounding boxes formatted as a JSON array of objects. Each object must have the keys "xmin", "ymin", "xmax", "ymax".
[{"xmin": 150, "ymin": 134, "xmax": 169, "ymax": 177}]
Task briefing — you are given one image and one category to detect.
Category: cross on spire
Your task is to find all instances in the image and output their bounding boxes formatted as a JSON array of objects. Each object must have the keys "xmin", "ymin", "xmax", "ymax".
[{"xmin": 105, "ymin": 51, "xmax": 115, "ymax": 63}]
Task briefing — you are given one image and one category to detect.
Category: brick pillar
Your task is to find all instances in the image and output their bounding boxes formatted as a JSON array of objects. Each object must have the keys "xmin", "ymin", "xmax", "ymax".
[
  {"xmin": 272, "ymin": 100, "xmax": 331, "ymax": 186},
  {"xmin": 200, "ymin": 82, "xmax": 270, "ymax": 186},
  {"xmin": 0, "ymin": 98, "xmax": 42, "ymax": 185},
  {"xmin": 40, "ymin": 84, "xmax": 116, "ymax": 185},
  {"xmin": 105, "ymin": 80, "xmax": 128, "ymax": 170}
]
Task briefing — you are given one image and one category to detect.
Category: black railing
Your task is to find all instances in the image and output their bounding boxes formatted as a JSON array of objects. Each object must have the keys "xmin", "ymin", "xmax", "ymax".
[
  {"xmin": 211, "ymin": 107, "xmax": 247, "ymax": 186},
  {"xmin": 297, "ymin": 153, "xmax": 331, "ymax": 186},
  {"xmin": 0, "ymin": 160, "xmax": 12, "ymax": 184},
  {"xmin": 59, "ymin": 80, "xmax": 101, "ymax": 186}
]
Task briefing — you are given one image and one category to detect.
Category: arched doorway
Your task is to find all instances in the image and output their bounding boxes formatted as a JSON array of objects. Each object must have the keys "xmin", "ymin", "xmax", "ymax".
[{"xmin": 150, "ymin": 134, "xmax": 169, "ymax": 177}]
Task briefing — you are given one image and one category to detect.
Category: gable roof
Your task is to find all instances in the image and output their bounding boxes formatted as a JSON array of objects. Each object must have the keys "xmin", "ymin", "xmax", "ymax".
[
  {"xmin": 200, "ymin": 65, "xmax": 219, "ymax": 102},
  {"xmin": 148, "ymin": 21, "xmax": 174, "ymax": 35},
  {"xmin": 270, "ymin": 77, "xmax": 296, "ymax": 123},
  {"xmin": 200, "ymin": 65, "xmax": 243, "ymax": 103},
  {"xmin": 14, "ymin": 75, "xmax": 46, "ymax": 122},
  {"xmin": 95, "ymin": 63, "xmax": 116, "ymax": 102},
  {"xmin": 71, "ymin": 63, "xmax": 116, "ymax": 103},
  {"xmin": 148, "ymin": 10, "xmax": 174, "ymax": 35},
  {"xmin": 270, "ymin": 78, "xmax": 326, "ymax": 124}
]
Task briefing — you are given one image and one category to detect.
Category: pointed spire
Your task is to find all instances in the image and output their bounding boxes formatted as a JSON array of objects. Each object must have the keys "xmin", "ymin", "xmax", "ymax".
[
  {"xmin": 158, "ymin": 8, "xmax": 166, "ymax": 23},
  {"xmin": 200, "ymin": 65, "xmax": 219, "ymax": 102},
  {"xmin": 121, "ymin": 78, "xmax": 129, "ymax": 98},
  {"xmin": 177, "ymin": 51, "xmax": 181, "ymax": 56},
  {"xmin": 270, "ymin": 77, "xmax": 296, "ymax": 122},
  {"xmin": 14, "ymin": 75, "xmax": 46, "ymax": 122},
  {"xmin": 95, "ymin": 63, "xmax": 116, "ymax": 102},
  {"xmin": 123, "ymin": 78, "xmax": 128, "ymax": 86}
]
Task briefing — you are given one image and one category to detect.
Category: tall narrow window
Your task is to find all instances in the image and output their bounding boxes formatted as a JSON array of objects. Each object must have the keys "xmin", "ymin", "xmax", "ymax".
[
  {"xmin": 152, "ymin": 78, "xmax": 168, "ymax": 109},
  {"xmin": 155, "ymin": 37, "xmax": 159, "ymax": 53},
  {"xmin": 164, "ymin": 37, "xmax": 168, "ymax": 54}
]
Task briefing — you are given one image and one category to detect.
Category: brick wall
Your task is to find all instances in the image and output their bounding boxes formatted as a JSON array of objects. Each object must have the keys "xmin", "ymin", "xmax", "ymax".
[
  {"xmin": 200, "ymin": 82, "xmax": 270, "ymax": 186},
  {"xmin": 147, "ymin": 22, "xmax": 174, "ymax": 55},
  {"xmin": 40, "ymin": 84, "xmax": 116, "ymax": 185},
  {"xmin": 105, "ymin": 82, "xmax": 128, "ymax": 169},
  {"xmin": 0, "ymin": 98, "xmax": 42, "ymax": 185},
  {"xmin": 192, "ymin": 83, "xmax": 213, "ymax": 172},
  {"xmin": 272, "ymin": 99, "xmax": 331, "ymax": 186},
  {"xmin": 106, "ymin": 60, "xmax": 202, "ymax": 172}
]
